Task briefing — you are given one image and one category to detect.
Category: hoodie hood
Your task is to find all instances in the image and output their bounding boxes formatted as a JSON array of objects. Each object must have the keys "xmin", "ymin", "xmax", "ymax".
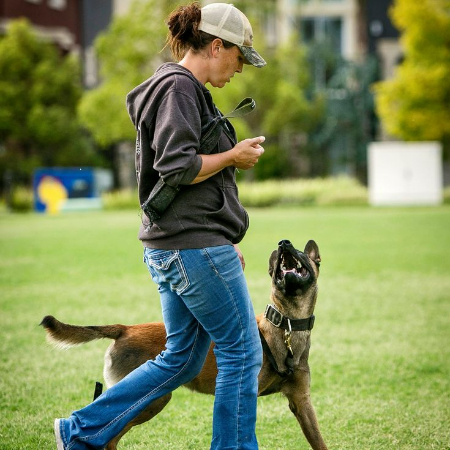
[{"xmin": 126, "ymin": 63, "xmax": 209, "ymax": 130}]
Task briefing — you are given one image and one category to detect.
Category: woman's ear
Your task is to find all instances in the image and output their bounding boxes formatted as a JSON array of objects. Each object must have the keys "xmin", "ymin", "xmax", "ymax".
[{"xmin": 211, "ymin": 38, "xmax": 222, "ymax": 58}]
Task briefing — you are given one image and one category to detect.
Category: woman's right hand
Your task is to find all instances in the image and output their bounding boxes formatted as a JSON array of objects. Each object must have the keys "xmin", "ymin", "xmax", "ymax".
[
  {"xmin": 231, "ymin": 136, "xmax": 265, "ymax": 170},
  {"xmin": 192, "ymin": 136, "xmax": 265, "ymax": 184}
]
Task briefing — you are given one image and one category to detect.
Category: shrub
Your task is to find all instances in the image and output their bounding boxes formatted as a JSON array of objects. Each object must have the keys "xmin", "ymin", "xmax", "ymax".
[
  {"xmin": 8, "ymin": 186, "xmax": 33, "ymax": 212},
  {"xmin": 102, "ymin": 189, "xmax": 138, "ymax": 210},
  {"xmin": 444, "ymin": 186, "xmax": 450, "ymax": 204},
  {"xmin": 253, "ymin": 144, "xmax": 290, "ymax": 180},
  {"xmin": 101, "ymin": 178, "xmax": 369, "ymax": 210},
  {"xmin": 238, "ymin": 177, "xmax": 368, "ymax": 207}
]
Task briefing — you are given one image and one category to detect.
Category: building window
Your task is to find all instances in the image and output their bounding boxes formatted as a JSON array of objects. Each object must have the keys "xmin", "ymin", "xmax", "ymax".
[
  {"xmin": 300, "ymin": 17, "xmax": 343, "ymax": 54},
  {"xmin": 48, "ymin": 0, "xmax": 67, "ymax": 10}
]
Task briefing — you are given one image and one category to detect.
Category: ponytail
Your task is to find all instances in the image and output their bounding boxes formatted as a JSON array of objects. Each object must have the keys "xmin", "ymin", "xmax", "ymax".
[{"xmin": 166, "ymin": 2, "xmax": 234, "ymax": 61}]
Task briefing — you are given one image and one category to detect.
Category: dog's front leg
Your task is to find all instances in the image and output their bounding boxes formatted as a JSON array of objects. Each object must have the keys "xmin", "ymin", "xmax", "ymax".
[{"xmin": 283, "ymin": 370, "xmax": 328, "ymax": 450}]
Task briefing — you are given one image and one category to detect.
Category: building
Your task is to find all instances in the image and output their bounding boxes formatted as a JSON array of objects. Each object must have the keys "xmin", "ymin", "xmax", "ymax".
[
  {"xmin": 1, "ymin": 0, "xmax": 402, "ymax": 182},
  {"xmin": 273, "ymin": 0, "xmax": 400, "ymax": 177},
  {"xmin": 0, "ymin": 0, "xmax": 81, "ymax": 52},
  {"xmin": 277, "ymin": 0, "xmax": 361, "ymax": 61},
  {"xmin": 365, "ymin": 0, "xmax": 402, "ymax": 80},
  {"xmin": 275, "ymin": 0, "xmax": 400, "ymax": 76},
  {"xmin": 0, "ymin": 0, "xmax": 113, "ymax": 87}
]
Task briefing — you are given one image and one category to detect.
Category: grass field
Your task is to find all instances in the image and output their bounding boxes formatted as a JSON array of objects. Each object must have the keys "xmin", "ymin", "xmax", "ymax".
[{"xmin": 1, "ymin": 206, "xmax": 449, "ymax": 449}]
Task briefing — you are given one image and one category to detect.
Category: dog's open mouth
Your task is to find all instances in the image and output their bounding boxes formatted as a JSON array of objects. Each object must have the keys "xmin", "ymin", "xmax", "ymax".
[
  {"xmin": 272, "ymin": 240, "xmax": 315, "ymax": 295},
  {"xmin": 279, "ymin": 251, "xmax": 309, "ymax": 281}
]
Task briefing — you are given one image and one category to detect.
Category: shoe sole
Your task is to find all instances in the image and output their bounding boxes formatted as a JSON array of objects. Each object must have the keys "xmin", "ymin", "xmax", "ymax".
[{"xmin": 54, "ymin": 419, "xmax": 65, "ymax": 450}]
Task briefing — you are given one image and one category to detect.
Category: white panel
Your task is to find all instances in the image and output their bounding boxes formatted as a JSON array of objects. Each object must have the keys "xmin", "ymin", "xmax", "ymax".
[{"xmin": 368, "ymin": 142, "xmax": 442, "ymax": 206}]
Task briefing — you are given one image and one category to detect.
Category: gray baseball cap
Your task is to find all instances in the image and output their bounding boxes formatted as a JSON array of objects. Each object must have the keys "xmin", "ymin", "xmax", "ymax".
[{"xmin": 198, "ymin": 3, "xmax": 266, "ymax": 68}]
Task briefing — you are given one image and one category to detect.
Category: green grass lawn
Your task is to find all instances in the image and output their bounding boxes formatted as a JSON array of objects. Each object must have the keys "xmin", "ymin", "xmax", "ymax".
[{"xmin": 1, "ymin": 206, "xmax": 449, "ymax": 449}]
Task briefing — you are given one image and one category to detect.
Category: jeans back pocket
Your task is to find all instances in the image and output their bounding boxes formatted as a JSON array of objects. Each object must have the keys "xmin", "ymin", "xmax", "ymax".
[{"xmin": 143, "ymin": 248, "xmax": 190, "ymax": 294}]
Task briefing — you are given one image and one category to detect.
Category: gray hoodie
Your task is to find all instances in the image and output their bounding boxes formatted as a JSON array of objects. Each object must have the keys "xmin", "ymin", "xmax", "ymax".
[{"xmin": 126, "ymin": 63, "xmax": 249, "ymax": 249}]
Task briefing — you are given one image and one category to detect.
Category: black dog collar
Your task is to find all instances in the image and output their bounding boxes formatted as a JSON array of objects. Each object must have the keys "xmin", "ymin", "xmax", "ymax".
[{"xmin": 264, "ymin": 304, "xmax": 315, "ymax": 331}]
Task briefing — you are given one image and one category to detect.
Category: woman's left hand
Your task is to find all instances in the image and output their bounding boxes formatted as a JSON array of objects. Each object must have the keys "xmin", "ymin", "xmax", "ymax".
[{"xmin": 233, "ymin": 244, "xmax": 245, "ymax": 270}]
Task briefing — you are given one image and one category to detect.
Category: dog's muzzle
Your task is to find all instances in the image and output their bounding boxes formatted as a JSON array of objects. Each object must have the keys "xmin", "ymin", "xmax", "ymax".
[{"xmin": 274, "ymin": 240, "xmax": 314, "ymax": 294}]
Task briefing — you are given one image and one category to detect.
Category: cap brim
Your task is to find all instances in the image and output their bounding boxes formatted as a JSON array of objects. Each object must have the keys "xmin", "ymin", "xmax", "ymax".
[{"xmin": 238, "ymin": 45, "xmax": 266, "ymax": 68}]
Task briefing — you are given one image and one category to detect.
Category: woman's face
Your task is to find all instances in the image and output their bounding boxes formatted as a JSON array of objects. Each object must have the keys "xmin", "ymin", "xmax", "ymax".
[{"xmin": 209, "ymin": 45, "xmax": 245, "ymax": 88}]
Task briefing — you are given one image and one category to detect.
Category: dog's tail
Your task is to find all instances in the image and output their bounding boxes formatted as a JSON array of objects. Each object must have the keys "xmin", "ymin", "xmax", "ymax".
[{"xmin": 40, "ymin": 315, "xmax": 126, "ymax": 349}]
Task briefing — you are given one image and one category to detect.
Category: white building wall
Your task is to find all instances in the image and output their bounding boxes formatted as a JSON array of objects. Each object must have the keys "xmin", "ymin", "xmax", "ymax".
[
  {"xmin": 276, "ymin": 0, "xmax": 360, "ymax": 60},
  {"xmin": 113, "ymin": 0, "xmax": 133, "ymax": 15}
]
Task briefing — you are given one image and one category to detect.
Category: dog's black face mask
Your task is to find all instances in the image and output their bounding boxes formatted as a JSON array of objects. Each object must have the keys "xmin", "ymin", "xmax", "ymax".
[{"xmin": 269, "ymin": 240, "xmax": 321, "ymax": 297}]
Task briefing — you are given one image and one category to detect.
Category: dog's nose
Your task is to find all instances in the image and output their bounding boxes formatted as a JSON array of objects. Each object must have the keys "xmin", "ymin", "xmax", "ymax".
[{"xmin": 278, "ymin": 239, "xmax": 292, "ymax": 247}]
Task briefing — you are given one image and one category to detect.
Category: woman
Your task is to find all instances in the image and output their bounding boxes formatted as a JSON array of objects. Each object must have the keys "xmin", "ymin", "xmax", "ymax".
[{"xmin": 55, "ymin": 3, "xmax": 266, "ymax": 449}]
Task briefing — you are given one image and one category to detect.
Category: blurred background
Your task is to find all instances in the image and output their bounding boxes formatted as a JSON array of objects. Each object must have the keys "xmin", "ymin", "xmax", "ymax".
[
  {"xmin": 1, "ymin": 3, "xmax": 449, "ymax": 448},
  {"xmin": 0, "ymin": 0, "xmax": 449, "ymax": 212}
]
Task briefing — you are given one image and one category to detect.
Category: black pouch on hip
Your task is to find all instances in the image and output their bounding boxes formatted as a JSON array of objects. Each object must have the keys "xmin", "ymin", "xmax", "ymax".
[
  {"xmin": 142, "ymin": 98, "xmax": 256, "ymax": 223},
  {"xmin": 141, "ymin": 178, "xmax": 179, "ymax": 223}
]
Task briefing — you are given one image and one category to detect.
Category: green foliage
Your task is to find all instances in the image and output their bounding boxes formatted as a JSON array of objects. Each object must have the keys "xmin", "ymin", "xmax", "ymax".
[
  {"xmin": 211, "ymin": 33, "xmax": 324, "ymax": 180},
  {"xmin": 102, "ymin": 188, "xmax": 139, "ymax": 210},
  {"xmin": 78, "ymin": 80, "xmax": 133, "ymax": 146},
  {"xmin": 252, "ymin": 144, "xmax": 290, "ymax": 180},
  {"xmin": 444, "ymin": 186, "xmax": 450, "ymax": 204},
  {"xmin": 100, "ymin": 177, "xmax": 367, "ymax": 210},
  {"xmin": 0, "ymin": 19, "xmax": 100, "ymax": 185},
  {"xmin": 374, "ymin": 0, "xmax": 450, "ymax": 155},
  {"xmin": 1, "ymin": 207, "xmax": 450, "ymax": 449},
  {"xmin": 312, "ymin": 57, "xmax": 379, "ymax": 180},
  {"xmin": 5, "ymin": 177, "xmax": 368, "ymax": 213},
  {"xmin": 79, "ymin": 1, "xmax": 323, "ymax": 178},
  {"xmin": 78, "ymin": 0, "xmax": 182, "ymax": 146},
  {"xmin": 7, "ymin": 186, "xmax": 33, "ymax": 212},
  {"xmin": 238, "ymin": 176, "xmax": 368, "ymax": 207},
  {"xmin": 232, "ymin": 0, "xmax": 277, "ymax": 14}
]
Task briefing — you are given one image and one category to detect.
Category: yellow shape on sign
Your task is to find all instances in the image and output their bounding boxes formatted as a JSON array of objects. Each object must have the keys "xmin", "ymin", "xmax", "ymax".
[{"xmin": 37, "ymin": 176, "xmax": 68, "ymax": 214}]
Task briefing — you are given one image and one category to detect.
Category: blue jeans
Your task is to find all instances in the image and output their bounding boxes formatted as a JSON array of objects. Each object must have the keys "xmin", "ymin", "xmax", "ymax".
[{"xmin": 58, "ymin": 245, "xmax": 262, "ymax": 449}]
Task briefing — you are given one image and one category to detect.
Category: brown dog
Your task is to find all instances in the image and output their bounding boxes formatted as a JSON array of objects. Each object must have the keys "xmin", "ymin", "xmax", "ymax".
[{"xmin": 42, "ymin": 239, "xmax": 328, "ymax": 450}]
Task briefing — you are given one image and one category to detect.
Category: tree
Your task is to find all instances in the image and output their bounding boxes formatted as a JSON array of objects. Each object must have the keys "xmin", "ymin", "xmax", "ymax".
[
  {"xmin": 79, "ymin": 0, "xmax": 323, "ymax": 180},
  {"xmin": 209, "ymin": 32, "xmax": 324, "ymax": 180},
  {"xmin": 0, "ymin": 19, "xmax": 100, "ymax": 187},
  {"xmin": 374, "ymin": 0, "xmax": 450, "ymax": 157},
  {"xmin": 311, "ymin": 56, "xmax": 379, "ymax": 180},
  {"xmin": 78, "ymin": 0, "xmax": 179, "ymax": 146}
]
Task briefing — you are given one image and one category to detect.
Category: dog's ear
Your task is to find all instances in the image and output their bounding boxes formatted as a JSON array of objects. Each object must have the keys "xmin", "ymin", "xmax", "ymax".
[
  {"xmin": 304, "ymin": 240, "xmax": 321, "ymax": 266},
  {"xmin": 268, "ymin": 249, "xmax": 277, "ymax": 277}
]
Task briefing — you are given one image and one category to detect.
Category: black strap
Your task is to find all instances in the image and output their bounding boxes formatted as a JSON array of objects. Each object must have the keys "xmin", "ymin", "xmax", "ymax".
[
  {"xmin": 259, "ymin": 330, "xmax": 293, "ymax": 378},
  {"xmin": 264, "ymin": 304, "xmax": 315, "ymax": 331},
  {"xmin": 93, "ymin": 381, "xmax": 103, "ymax": 401}
]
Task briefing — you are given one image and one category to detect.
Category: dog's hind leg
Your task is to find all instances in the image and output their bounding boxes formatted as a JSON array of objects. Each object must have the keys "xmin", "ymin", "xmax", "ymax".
[
  {"xmin": 283, "ymin": 371, "xmax": 328, "ymax": 450},
  {"xmin": 105, "ymin": 393, "xmax": 172, "ymax": 450}
]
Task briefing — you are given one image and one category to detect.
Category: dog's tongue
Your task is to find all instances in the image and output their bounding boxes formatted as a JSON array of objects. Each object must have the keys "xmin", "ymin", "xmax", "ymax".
[{"xmin": 282, "ymin": 268, "xmax": 297, "ymax": 275}]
